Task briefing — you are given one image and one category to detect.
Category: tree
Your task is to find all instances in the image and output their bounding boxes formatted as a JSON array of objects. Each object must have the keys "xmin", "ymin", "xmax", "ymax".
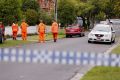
[
  {"xmin": 21, "ymin": 0, "xmax": 40, "ymax": 12},
  {"xmin": 76, "ymin": 1, "xmax": 94, "ymax": 29},
  {"xmin": 76, "ymin": 0, "xmax": 113, "ymax": 28},
  {"xmin": 39, "ymin": 10, "xmax": 53, "ymax": 25},
  {"xmin": 20, "ymin": 0, "xmax": 41, "ymax": 25},
  {"xmin": 0, "ymin": 0, "xmax": 21, "ymax": 25},
  {"xmin": 114, "ymin": 0, "xmax": 120, "ymax": 18},
  {"xmin": 87, "ymin": 0, "xmax": 103, "ymax": 28},
  {"xmin": 26, "ymin": 9, "xmax": 39, "ymax": 25},
  {"xmin": 58, "ymin": 0, "xmax": 77, "ymax": 27}
]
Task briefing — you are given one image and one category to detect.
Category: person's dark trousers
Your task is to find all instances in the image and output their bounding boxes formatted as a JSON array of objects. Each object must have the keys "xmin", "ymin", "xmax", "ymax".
[{"xmin": 53, "ymin": 33, "xmax": 58, "ymax": 42}]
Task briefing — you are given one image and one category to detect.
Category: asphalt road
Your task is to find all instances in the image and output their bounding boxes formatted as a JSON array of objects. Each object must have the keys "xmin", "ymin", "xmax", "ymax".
[
  {"xmin": 0, "ymin": 25, "xmax": 120, "ymax": 80},
  {"xmin": 0, "ymin": 62, "xmax": 93, "ymax": 80},
  {"xmin": 19, "ymin": 33, "xmax": 118, "ymax": 53}
]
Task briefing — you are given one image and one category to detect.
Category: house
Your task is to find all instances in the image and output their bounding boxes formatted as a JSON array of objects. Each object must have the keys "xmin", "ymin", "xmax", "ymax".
[{"xmin": 37, "ymin": 0, "xmax": 54, "ymax": 12}]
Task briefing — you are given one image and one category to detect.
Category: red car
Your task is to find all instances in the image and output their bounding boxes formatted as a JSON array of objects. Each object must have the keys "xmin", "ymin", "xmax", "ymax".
[{"xmin": 65, "ymin": 25, "xmax": 85, "ymax": 38}]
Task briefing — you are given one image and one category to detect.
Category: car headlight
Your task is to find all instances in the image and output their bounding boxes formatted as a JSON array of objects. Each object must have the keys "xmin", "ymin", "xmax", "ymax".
[
  {"xmin": 105, "ymin": 34, "xmax": 110, "ymax": 37},
  {"xmin": 105, "ymin": 34, "xmax": 108, "ymax": 37}
]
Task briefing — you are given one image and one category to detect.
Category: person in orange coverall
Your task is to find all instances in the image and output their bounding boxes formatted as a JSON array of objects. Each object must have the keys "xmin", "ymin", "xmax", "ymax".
[
  {"xmin": 12, "ymin": 22, "xmax": 19, "ymax": 40},
  {"xmin": 38, "ymin": 20, "xmax": 46, "ymax": 43},
  {"xmin": 51, "ymin": 20, "xmax": 59, "ymax": 42},
  {"xmin": 20, "ymin": 20, "xmax": 28, "ymax": 40}
]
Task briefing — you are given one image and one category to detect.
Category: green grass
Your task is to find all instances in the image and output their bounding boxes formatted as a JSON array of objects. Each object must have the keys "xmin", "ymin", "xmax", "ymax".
[
  {"xmin": 0, "ymin": 40, "xmax": 33, "ymax": 48},
  {"xmin": 0, "ymin": 29, "xmax": 65, "ymax": 48},
  {"xmin": 111, "ymin": 45, "xmax": 120, "ymax": 54},
  {"xmin": 111, "ymin": 36, "xmax": 120, "ymax": 54},
  {"xmin": 81, "ymin": 66, "xmax": 120, "ymax": 80},
  {"xmin": 0, "ymin": 32, "xmax": 65, "ymax": 48},
  {"xmin": 28, "ymin": 29, "xmax": 65, "ymax": 41},
  {"xmin": 28, "ymin": 34, "xmax": 65, "ymax": 41}
]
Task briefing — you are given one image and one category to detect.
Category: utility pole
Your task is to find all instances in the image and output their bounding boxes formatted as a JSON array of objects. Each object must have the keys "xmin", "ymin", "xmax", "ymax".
[{"xmin": 54, "ymin": 0, "xmax": 57, "ymax": 21}]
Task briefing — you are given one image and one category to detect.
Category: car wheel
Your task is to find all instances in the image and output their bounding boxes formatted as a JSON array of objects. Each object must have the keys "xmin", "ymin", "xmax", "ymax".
[
  {"xmin": 69, "ymin": 35, "xmax": 72, "ymax": 38},
  {"xmin": 82, "ymin": 33, "xmax": 85, "ymax": 37},
  {"xmin": 66, "ymin": 35, "xmax": 69, "ymax": 38},
  {"xmin": 108, "ymin": 39, "xmax": 112, "ymax": 44},
  {"xmin": 79, "ymin": 34, "xmax": 81, "ymax": 37},
  {"xmin": 88, "ymin": 40, "xmax": 91, "ymax": 43},
  {"xmin": 112, "ymin": 38, "xmax": 115, "ymax": 43},
  {"xmin": 109, "ymin": 42, "xmax": 112, "ymax": 44},
  {"xmin": 0, "ymin": 35, "xmax": 3, "ymax": 43}
]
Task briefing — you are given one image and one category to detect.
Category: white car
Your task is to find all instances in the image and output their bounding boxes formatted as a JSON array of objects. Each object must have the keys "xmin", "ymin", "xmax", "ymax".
[{"xmin": 88, "ymin": 24, "xmax": 116, "ymax": 44}]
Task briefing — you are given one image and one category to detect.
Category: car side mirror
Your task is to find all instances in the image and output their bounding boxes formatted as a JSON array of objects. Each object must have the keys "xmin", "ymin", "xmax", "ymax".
[
  {"xmin": 112, "ymin": 31, "xmax": 115, "ymax": 33},
  {"xmin": 89, "ymin": 29, "xmax": 92, "ymax": 31}
]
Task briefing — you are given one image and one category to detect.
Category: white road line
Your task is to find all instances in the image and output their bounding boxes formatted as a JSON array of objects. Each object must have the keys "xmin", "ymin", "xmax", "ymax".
[
  {"xmin": 104, "ymin": 37, "xmax": 120, "ymax": 54},
  {"xmin": 70, "ymin": 65, "xmax": 94, "ymax": 80}
]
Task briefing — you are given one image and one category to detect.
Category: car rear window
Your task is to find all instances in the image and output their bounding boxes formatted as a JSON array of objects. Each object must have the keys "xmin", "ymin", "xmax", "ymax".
[{"xmin": 72, "ymin": 26, "xmax": 79, "ymax": 28}]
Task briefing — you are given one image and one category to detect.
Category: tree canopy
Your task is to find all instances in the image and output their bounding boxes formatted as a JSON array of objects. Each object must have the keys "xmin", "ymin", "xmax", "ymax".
[
  {"xmin": 0, "ymin": 0, "xmax": 120, "ymax": 26},
  {"xmin": 58, "ymin": 0, "xmax": 77, "ymax": 26},
  {"xmin": 21, "ymin": 0, "xmax": 40, "ymax": 12},
  {"xmin": 0, "ymin": 0, "xmax": 21, "ymax": 25}
]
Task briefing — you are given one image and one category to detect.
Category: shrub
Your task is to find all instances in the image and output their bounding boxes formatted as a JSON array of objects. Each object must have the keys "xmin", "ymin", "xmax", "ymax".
[
  {"xmin": 21, "ymin": 0, "xmax": 40, "ymax": 12},
  {"xmin": 39, "ymin": 10, "xmax": 53, "ymax": 25},
  {"xmin": 26, "ymin": 9, "xmax": 39, "ymax": 25}
]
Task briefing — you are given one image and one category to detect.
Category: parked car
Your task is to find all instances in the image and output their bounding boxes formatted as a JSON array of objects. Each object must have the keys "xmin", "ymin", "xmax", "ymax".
[
  {"xmin": 0, "ymin": 22, "xmax": 5, "ymax": 43},
  {"xmin": 65, "ymin": 25, "xmax": 85, "ymax": 38},
  {"xmin": 0, "ymin": 28, "xmax": 4, "ymax": 43},
  {"xmin": 88, "ymin": 24, "xmax": 116, "ymax": 44},
  {"xmin": 109, "ymin": 19, "xmax": 120, "ymax": 25}
]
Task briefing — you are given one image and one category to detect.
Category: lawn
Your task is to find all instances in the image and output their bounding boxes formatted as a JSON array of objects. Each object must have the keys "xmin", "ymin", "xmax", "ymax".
[
  {"xmin": 0, "ymin": 40, "xmax": 33, "ymax": 48},
  {"xmin": 27, "ymin": 29, "xmax": 65, "ymax": 41},
  {"xmin": 27, "ymin": 34, "xmax": 65, "ymax": 41},
  {"xmin": 111, "ymin": 45, "xmax": 120, "ymax": 54},
  {"xmin": 111, "ymin": 36, "xmax": 120, "ymax": 54},
  {"xmin": 81, "ymin": 66, "xmax": 120, "ymax": 80},
  {"xmin": 0, "ymin": 29, "xmax": 65, "ymax": 48}
]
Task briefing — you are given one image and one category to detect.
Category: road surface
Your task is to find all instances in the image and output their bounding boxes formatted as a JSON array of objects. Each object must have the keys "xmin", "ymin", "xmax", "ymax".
[{"xmin": 20, "ymin": 36, "xmax": 116, "ymax": 53}]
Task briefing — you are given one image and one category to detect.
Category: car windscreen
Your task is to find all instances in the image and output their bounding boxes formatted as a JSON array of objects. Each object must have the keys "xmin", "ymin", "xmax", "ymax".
[
  {"xmin": 72, "ymin": 26, "xmax": 79, "ymax": 28},
  {"xmin": 93, "ymin": 26, "xmax": 111, "ymax": 32},
  {"xmin": 67, "ymin": 25, "xmax": 79, "ymax": 28}
]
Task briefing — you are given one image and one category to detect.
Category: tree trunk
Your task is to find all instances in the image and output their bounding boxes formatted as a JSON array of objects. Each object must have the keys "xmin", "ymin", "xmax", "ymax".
[
  {"xmin": 86, "ymin": 17, "xmax": 90, "ymax": 29},
  {"xmin": 89, "ymin": 16, "xmax": 95, "ymax": 29},
  {"xmin": 81, "ymin": 16, "xmax": 88, "ymax": 30}
]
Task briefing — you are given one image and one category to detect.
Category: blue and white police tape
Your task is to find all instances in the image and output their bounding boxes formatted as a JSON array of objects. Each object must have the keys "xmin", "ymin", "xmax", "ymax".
[{"xmin": 0, "ymin": 48, "xmax": 120, "ymax": 67}]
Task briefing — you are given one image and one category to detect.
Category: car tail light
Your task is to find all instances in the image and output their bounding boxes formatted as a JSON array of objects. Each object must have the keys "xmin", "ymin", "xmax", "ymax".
[
  {"xmin": 77, "ymin": 28, "xmax": 80, "ymax": 32},
  {"xmin": 78, "ymin": 28, "xmax": 81, "ymax": 32},
  {"xmin": 65, "ymin": 29, "xmax": 70, "ymax": 32}
]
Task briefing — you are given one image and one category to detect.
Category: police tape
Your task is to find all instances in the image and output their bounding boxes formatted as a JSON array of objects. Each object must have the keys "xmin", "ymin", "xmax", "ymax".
[{"xmin": 0, "ymin": 48, "xmax": 120, "ymax": 67}]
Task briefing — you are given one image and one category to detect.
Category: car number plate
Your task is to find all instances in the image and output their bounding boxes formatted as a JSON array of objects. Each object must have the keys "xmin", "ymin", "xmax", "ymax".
[
  {"xmin": 70, "ymin": 30, "xmax": 74, "ymax": 32},
  {"xmin": 97, "ymin": 37, "xmax": 101, "ymax": 41}
]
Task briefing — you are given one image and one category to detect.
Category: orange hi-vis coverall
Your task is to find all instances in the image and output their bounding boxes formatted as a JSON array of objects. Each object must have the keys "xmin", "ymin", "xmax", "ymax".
[
  {"xmin": 38, "ymin": 23, "xmax": 46, "ymax": 43},
  {"xmin": 51, "ymin": 22, "xmax": 58, "ymax": 42},
  {"xmin": 12, "ymin": 23, "xmax": 19, "ymax": 40},
  {"xmin": 20, "ymin": 22, "xmax": 28, "ymax": 40}
]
